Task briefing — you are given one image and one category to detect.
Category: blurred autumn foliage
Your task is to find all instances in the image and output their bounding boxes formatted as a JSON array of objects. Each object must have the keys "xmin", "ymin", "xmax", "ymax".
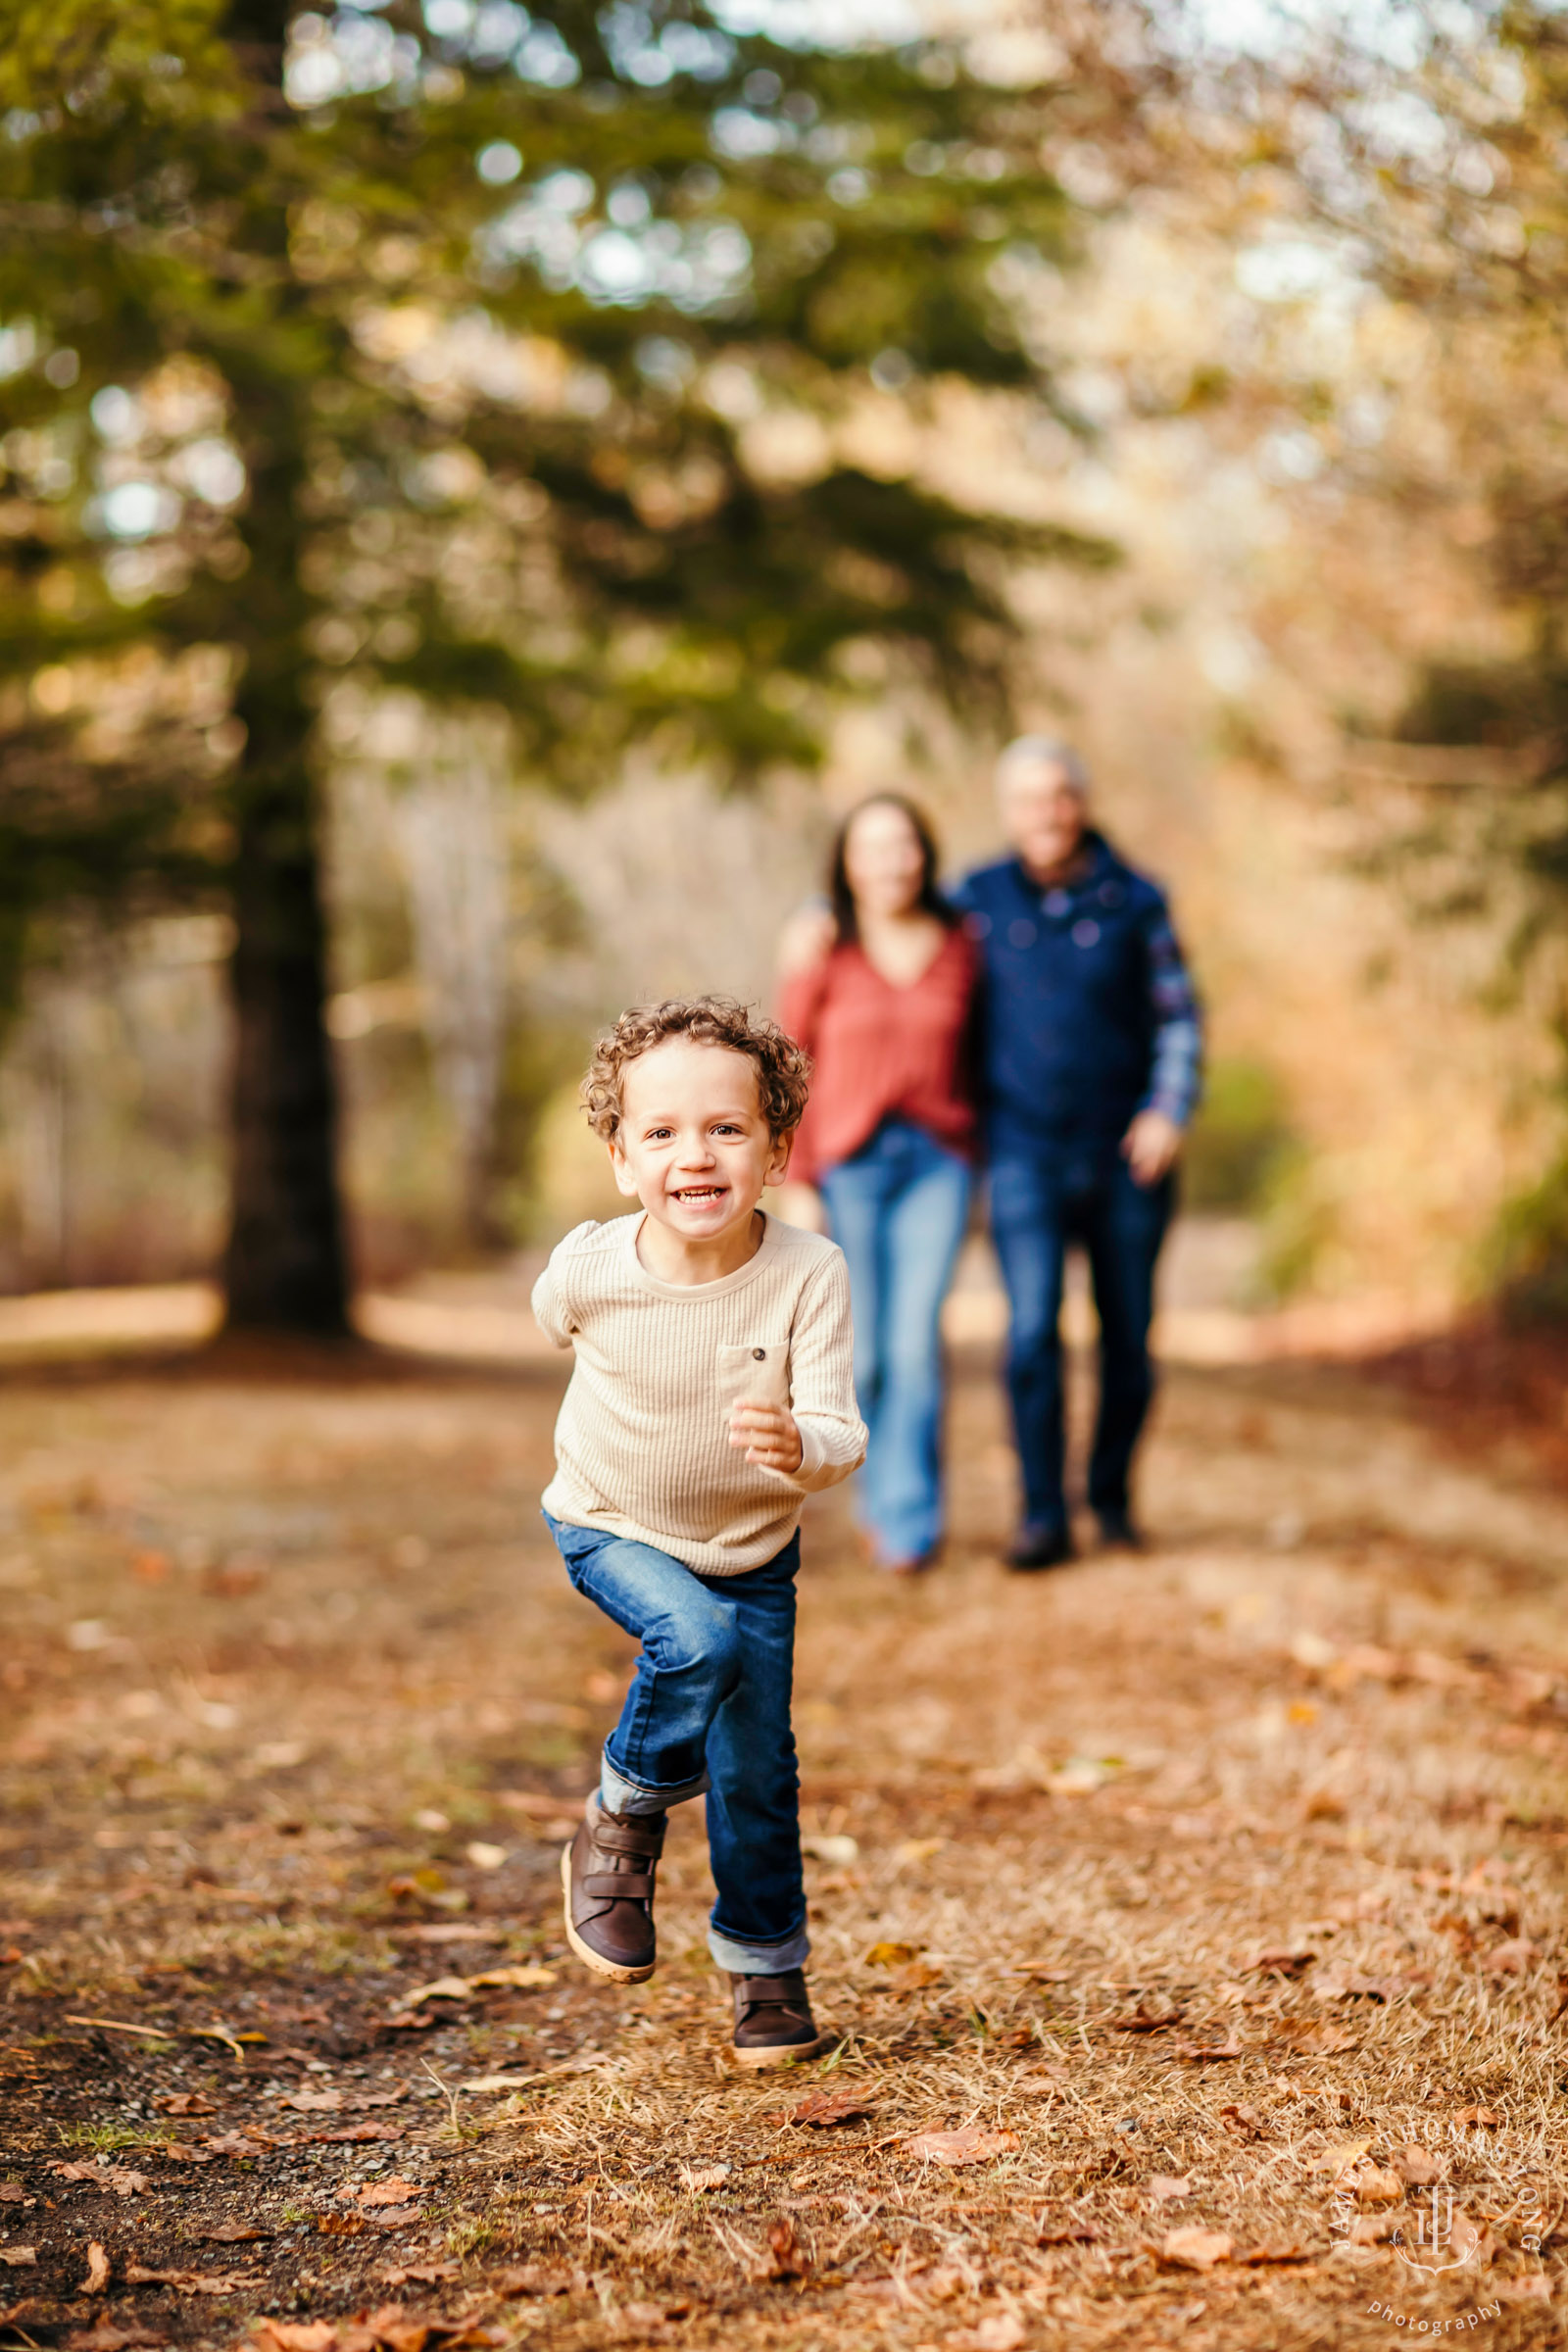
[
  {"xmin": 0, "ymin": 0, "xmax": 1141, "ymax": 1318},
  {"xmin": 6, "ymin": 0, "xmax": 1568, "ymax": 1324}
]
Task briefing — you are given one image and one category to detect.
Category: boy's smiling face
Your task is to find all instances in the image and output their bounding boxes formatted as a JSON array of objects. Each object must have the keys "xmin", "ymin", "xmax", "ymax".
[{"xmin": 611, "ymin": 1038, "xmax": 789, "ymax": 1252}]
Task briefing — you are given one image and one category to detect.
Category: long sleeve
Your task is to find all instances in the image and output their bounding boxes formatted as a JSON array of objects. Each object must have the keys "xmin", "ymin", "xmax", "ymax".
[
  {"xmin": 776, "ymin": 956, "xmax": 831, "ymax": 1186},
  {"xmin": 785, "ymin": 1252, "xmax": 867, "ymax": 1493},
  {"xmin": 1140, "ymin": 899, "xmax": 1203, "ymax": 1127},
  {"xmin": 531, "ymin": 1223, "xmax": 595, "ymax": 1348}
]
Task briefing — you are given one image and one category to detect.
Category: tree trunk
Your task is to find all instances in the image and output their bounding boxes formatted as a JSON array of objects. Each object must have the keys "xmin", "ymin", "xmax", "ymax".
[
  {"xmin": 218, "ymin": 0, "xmax": 349, "ymax": 1336},
  {"xmin": 222, "ymin": 770, "xmax": 348, "ymax": 1334},
  {"xmin": 220, "ymin": 425, "xmax": 349, "ymax": 1334}
]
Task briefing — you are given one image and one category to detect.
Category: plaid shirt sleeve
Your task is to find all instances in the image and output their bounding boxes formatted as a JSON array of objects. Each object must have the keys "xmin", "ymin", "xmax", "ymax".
[{"xmin": 1140, "ymin": 898, "xmax": 1203, "ymax": 1128}]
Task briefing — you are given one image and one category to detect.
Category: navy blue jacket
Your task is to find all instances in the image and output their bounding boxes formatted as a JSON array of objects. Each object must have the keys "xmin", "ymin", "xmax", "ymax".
[{"xmin": 951, "ymin": 832, "xmax": 1202, "ymax": 1157}]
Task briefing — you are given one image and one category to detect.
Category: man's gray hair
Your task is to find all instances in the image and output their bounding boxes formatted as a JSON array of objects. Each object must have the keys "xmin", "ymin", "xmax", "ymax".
[{"xmin": 995, "ymin": 735, "xmax": 1090, "ymax": 795}]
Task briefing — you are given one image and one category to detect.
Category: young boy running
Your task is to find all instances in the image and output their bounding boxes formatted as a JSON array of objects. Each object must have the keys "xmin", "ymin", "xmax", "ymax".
[{"xmin": 531, "ymin": 996, "xmax": 866, "ymax": 2067}]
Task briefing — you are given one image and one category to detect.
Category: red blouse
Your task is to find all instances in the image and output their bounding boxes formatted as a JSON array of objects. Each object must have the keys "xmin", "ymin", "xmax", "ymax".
[{"xmin": 778, "ymin": 926, "xmax": 980, "ymax": 1183}]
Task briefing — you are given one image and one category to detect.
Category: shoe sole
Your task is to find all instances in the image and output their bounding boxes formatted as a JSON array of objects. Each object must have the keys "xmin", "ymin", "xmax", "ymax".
[
  {"xmin": 728, "ymin": 2032, "xmax": 830, "ymax": 2071},
  {"xmin": 559, "ymin": 1843, "xmax": 656, "ymax": 1984}
]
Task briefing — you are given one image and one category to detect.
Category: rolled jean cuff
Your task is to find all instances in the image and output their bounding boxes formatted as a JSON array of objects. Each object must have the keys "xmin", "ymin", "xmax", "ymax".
[
  {"xmin": 600, "ymin": 1744, "xmax": 708, "ymax": 1819},
  {"xmin": 707, "ymin": 1917, "xmax": 811, "ymax": 1975}
]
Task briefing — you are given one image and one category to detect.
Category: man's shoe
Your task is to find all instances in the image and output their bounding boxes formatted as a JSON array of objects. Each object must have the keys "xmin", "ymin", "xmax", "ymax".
[
  {"xmin": 728, "ymin": 1970, "xmax": 828, "ymax": 2069},
  {"xmin": 1096, "ymin": 1509, "xmax": 1145, "ymax": 1552},
  {"xmin": 1004, "ymin": 1523, "xmax": 1075, "ymax": 1573},
  {"xmin": 561, "ymin": 1793, "xmax": 664, "ymax": 1984}
]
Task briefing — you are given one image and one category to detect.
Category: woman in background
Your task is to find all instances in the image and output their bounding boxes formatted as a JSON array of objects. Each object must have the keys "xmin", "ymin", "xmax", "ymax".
[{"xmin": 778, "ymin": 796, "xmax": 978, "ymax": 1575}]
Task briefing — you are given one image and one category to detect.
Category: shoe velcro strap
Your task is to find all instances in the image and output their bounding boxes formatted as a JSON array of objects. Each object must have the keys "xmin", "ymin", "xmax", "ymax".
[
  {"xmin": 593, "ymin": 1819, "xmax": 665, "ymax": 1858},
  {"xmin": 582, "ymin": 1872, "xmax": 655, "ymax": 1900},
  {"xmin": 736, "ymin": 1971, "xmax": 807, "ymax": 2005}
]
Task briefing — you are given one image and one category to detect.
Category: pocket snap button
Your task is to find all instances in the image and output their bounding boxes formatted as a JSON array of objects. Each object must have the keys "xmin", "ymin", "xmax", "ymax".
[{"xmin": 752, "ymin": 1348, "xmax": 765, "ymax": 1358}]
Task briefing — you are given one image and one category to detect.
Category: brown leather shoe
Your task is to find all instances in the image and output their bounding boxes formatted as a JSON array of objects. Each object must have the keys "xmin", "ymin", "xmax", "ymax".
[
  {"xmin": 727, "ymin": 1969, "xmax": 827, "ymax": 2069},
  {"xmin": 561, "ymin": 1794, "xmax": 664, "ymax": 1984}
]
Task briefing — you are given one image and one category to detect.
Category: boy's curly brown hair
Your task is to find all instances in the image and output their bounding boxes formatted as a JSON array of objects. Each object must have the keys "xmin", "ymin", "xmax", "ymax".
[{"xmin": 581, "ymin": 996, "xmax": 812, "ymax": 1146}]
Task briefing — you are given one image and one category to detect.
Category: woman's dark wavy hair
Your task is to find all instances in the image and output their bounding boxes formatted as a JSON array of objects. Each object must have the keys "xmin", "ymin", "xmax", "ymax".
[{"xmin": 827, "ymin": 793, "xmax": 957, "ymax": 945}]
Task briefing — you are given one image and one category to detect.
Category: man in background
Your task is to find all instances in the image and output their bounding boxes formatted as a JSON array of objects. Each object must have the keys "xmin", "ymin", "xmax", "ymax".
[{"xmin": 955, "ymin": 739, "xmax": 1202, "ymax": 1569}]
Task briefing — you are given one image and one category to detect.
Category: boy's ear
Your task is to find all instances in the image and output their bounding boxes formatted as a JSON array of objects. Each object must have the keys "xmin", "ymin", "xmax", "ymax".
[
  {"xmin": 609, "ymin": 1137, "xmax": 641, "ymax": 1200},
  {"xmin": 765, "ymin": 1133, "xmax": 793, "ymax": 1189}
]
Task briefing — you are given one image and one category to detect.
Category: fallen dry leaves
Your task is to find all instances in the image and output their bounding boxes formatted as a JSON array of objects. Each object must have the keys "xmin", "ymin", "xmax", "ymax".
[
  {"xmin": 1483, "ymin": 1936, "xmax": 1539, "ymax": 1974},
  {"xmin": 1146, "ymin": 2175, "xmax": 1193, "ymax": 2203},
  {"xmin": 764, "ymin": 2083, "xmax": 872, "ymax": 2130},
  {"xmin": 1160, "ymin": 2227, "xmax": 1235, "ymax": 2271},
  {"xmin": 1271, "ymin": 2021, "xmax": 1358, "ymax": 2055},
  {"xmin": 677, "ymin": 2162, "xmax": 731, "ymax": 2192},
  {"xmin": 1245, "ymin": 1947, "xmax": 1317, "ymax": 1977},
  {"xmin": 1391, "ymin": 2142, "xmax": 1448, "ymax": 2185},
  {"xmin": 943, "ymin": 2316, "xmax": 1026, "ymax": 2352},
  {"xmin": 124, "ymin": 2265, "xmax": 266, "ymax": 2295},
  {"xmin": 64, "ymin": 2325, "xmax": 168, "ymax": 2352},
  {"xmin": 49, "ymin": 2162, "xmax": 150, "ymax": 2197},
  {"xmin": 762, "ymin": 2218, "xmax": 809, "ymax": 2280},
  {"xmin": 82, "ymin": 2241, "xmax": 111, "ymax": 2294},
  {"xmin": 248, "ymin": 2311, "xmax": 504, "ymax": 2352},
  {"xmin": 863, "ymin": 1940, "xmax": 919, "ymax": 1967},
  {"xmin": 904, "ymin": 2127, "xmax": 1020, "ymax": 2167},
  {"xmin": 1173, "ymin": 2032, "xmax": 1243, "ymax": 2062},
  {"xmin": 1037, "ymin": 2221, "xmax": 1103, "ymax": 2246},
  {"xmin": 348, "ymin": 2178, "xmax": 424, "ymax": 2210},
  {"xmin": 398, "ymin": 1966, "xmax": 556, "ymax": 2008},
  {"xmin": 489, "ymin": 2266, "xmax": 575, "ymax": 2298}
]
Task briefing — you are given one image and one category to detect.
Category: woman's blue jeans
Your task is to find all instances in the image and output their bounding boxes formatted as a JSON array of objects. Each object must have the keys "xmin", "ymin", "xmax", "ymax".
[
  {"xmin": 543, "ymin": 1511, "xmax": 808, "ymax": 1974},
  {"xmin": 819, "ymin": 1119, "xmax": 971, "ymax": 1564}
]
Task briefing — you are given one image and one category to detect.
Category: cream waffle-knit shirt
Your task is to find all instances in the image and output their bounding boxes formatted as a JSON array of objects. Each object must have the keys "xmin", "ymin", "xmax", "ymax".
[{"xmin": 532, "ymin": 1211, "xmax": 866, "ymax": 1575}]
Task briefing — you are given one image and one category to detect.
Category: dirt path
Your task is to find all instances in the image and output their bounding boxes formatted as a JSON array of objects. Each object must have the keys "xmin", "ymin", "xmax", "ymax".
[{"xmin": 2, "ymin": 1333, "xmax": 1566, "ymax": 2352}]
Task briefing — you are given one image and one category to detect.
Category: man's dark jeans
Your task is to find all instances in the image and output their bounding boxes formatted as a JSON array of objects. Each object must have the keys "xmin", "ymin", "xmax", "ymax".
[
  {"xmin": 989, "ymin": 1145, "xmax": 1174, "ymax": 1535},
  {"xmin": 543, "ymin": 1511, "xmax": 807, "ymax": 1974}
]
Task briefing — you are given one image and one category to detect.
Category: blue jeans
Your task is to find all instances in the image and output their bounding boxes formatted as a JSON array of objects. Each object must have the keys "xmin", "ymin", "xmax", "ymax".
[
  {"xmin": 989, "ymin": 1145, "xmax": 1174, "ymax": 1534},
  {"xmin": 820, "ymin": 1119, "xmax": 971, "ymax": 1564},
  {"xmin": 543, "ymin": 1512, "xmax": 808, "ymax": 1974}
]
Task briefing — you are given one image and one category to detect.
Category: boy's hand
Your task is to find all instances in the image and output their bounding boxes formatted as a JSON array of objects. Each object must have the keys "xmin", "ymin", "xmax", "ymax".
[{"xmin": 728, "ymin": 1399, "xmax": 804, "ymax": 1475}]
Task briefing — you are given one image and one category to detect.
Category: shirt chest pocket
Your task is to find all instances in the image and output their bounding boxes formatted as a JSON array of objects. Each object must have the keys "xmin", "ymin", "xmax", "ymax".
[{"xmin": 716, "ymin": 1342, "xmax": 792, "ymax": 1411}]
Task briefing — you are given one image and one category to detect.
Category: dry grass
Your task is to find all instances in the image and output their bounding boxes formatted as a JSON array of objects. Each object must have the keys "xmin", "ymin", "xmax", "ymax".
[{"xmin": 1, "ymin": 1334, "xmax": 1566, "ymax": 2351}]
